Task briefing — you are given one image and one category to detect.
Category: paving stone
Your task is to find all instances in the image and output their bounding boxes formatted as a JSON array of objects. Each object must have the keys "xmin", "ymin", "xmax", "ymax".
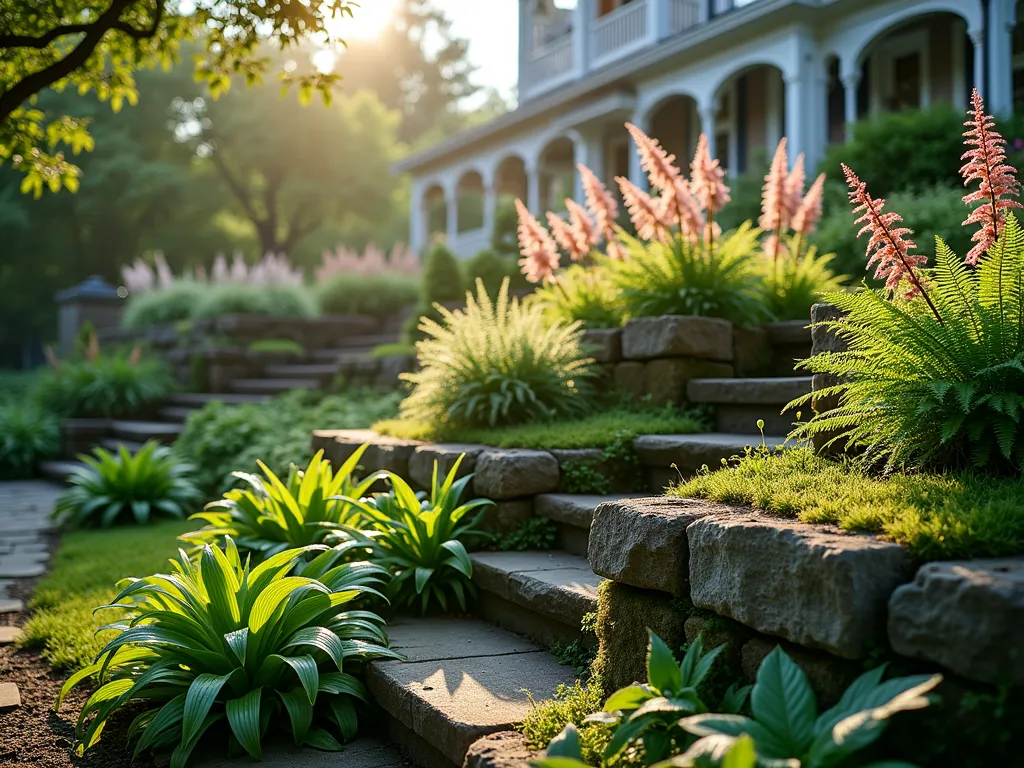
[
  {"xmin": 367, "ymin": 618, "xmax": 574, "ymax": 767},
  {"xmin": 621, "ymin": 316, "xmax": 733, "ymax": 362},
  {"xmin": 386, "ymin": 618, "xmax": 539, "ymax": 662},
  {"xmin": 643, "ymin": 358, "xmax": 735, "ymax": 406},
  {"xmin": 192, "ymin": 736, "xmax": 411, "ymax": 767},
  {"xmin": 589, "ymin": 496, "xmax": 714, "ymax": 596},
  {"xmin": 408, "ymin": 443, "xmax": 487, "ymax": 491},
  {"xmin": 0, "ymin": 599, "xmax": 25, "ymax": 614},
  {"xmin": 888, "ymin": 558, "xmax": 1024, "ymax": 686},
  {"xmin": 465, "ymin": 731, "xmax": 539, "ymax": 768},
  {"xmin": 634, "ymin": 433, "xmax": 787, "ymax": 473},
  {"xmin": 0, "ymin": 554, "xmax": 47, "ymax": 578},
  {"xmin": 0, "ymin": 626, "xmax": 23, "ymax": 644},
  {"xmin": 474, "ymin": 450, "xmax": 559, "ymax": 500},
  {"xmin": 0, "ymin": 682, "xmax": 20, "ymax": 711},
  {"xmin": 582, "ymin": 328, "xmax": 622, "ymax": 363},
  {"xmin": 688, "ymin": 510, "xmax": 913, "ymax": 659}
]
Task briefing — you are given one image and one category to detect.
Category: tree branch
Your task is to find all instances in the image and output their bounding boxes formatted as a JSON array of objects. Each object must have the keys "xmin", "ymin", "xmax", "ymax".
[
  {"xmin": 0, "ymin": 0, "xmax": 165, "ymax": 123},
  {"xmin": 282, "ymin": 201, "xmax": 324, "ymax": 253},
  {"xmin": 208, "ymin": 149, "xmax": 260, "ymax": 224}
]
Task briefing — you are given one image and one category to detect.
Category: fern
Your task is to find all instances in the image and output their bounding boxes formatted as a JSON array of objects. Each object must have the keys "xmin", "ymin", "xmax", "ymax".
[
  {"xmin": 400, "ymin": 278, "xmax": 597, "ymax": 429},
  {"xmin": 758, "ymin": 238, "xmax": 847, "ymax": 321},
  {"xmin": 533, "ymin": 263, "xmax": 623, "ymax": 329},
  {"xmin": 610, "ymin": 223, "xmax": 769, "ymax": 325},
  {"xmin": 794, "ymin": 215, "xmax": 1024, "ymax": 473}
]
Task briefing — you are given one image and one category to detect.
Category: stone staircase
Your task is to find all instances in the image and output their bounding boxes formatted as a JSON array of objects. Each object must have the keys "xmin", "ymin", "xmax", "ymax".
[{"xmin": 687, "ymin": 376, "xmax": 812, "ymax": 436}]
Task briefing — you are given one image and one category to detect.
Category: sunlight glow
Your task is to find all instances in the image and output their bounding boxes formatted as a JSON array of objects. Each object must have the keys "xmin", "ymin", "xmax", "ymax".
[{"xmin": 326, "ymin": 0, "xmax": 399, "ymax": 41}]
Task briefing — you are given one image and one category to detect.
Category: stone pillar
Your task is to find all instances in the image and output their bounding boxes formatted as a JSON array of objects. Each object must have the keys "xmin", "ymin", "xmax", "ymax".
[
  {"xmin": 700, "ymin": 103, "xmax": 717, "ymax": 158},
  {"xmin": 572, "ymin": 134, "xmax": 589, "ymax": 203},
  {"xmin": 410, "ymin": 183, "xmax": 427, "ymax": 254},
  {"xmin": 841, "ymin": 72, "xmax": 860, "ymax": 141},
  {"xmin": 445, "ymin": 182, "xmax": 458, "ymax": 243},
  {"xmin": 784, "ymin": 75, "xmax": 807, "ymax": 166},
  {"xmin": 483, "ymin": 180, "xmax": 497, "ymax": 237},
  {"xmin": 766, "ymin": 69, "xmax": 783, "ymax": 150},
  {"xmin": 649, "ymin": 0, "xmax": 672, "ymax": 42},
  {"xmin": 572, "ymin": 0, "xmax": 592, "ymax": 76},
  {"xmin": 627, "ymin": 112, "xmax": 649, "ymax": 190},
  {"xmin": 970, "ymin": 28, "xmax": 986, "ymax": 99},
  {"xmin": 526, "ymin": 162, "xmax": 542, "ymax": 213},
  {"xmin": 56, "ymin": 276, "xmax": 124, "ymax": 357},
  {"xmin": 988, "ymin": 2, "xmax": 1016, "ymax": 116}
]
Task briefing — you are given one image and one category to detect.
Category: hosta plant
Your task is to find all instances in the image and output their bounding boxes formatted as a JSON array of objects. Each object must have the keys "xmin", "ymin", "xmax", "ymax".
[
  {"xmin": 344, "ymin": 455, "xmax": 493, "ymax": 614},
  {"xmin": 181, "ymin": 448, "xmax": 377, "ymax": 559},
  {"xmin": 57, "ymin": 540, "xmax": 403, "ymax": 767},
  {"xmin": 793, "ymin": 90, "xmax": 1024, "ymax": 472},
  {"xmin": 400, "ymin": 278, "xmax": 597, "ymax": 429},
  {"xmin": 54, "ymin": 442, "xmax": 201, "ymax": 528},
  {"xmin": 679, "ymin": 647, "xmax": 941, "ymax": 767}
]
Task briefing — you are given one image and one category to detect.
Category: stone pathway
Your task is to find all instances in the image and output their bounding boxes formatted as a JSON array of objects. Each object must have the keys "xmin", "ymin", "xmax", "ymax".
[{"xmin": 0, "ymin": 480, "xmax": 63, "ymax": 710}]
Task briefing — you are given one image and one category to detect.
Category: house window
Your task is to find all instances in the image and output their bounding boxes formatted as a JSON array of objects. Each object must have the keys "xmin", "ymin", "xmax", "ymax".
[
  {"xmin": 892, "ymin": 53, "xmax": 922, "ymax": 110},
  {"xmin": 1014, "ymin": 1, "xmax": 1024, "ymax": 106},
  {"xmin": 868, "ymin": 27, "xmax": 930, "ymax": 115}
]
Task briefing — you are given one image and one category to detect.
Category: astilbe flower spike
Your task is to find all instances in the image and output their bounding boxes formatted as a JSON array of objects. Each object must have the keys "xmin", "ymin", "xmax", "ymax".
[
  {"xmin": 617, "ymin": 176, "xmax": 669, "ymax": 243},
  {"xmin": 960, "ymin": 88, "xmax": 1022, "ymax": 265},
  {"xmin": 785, "ymin": 153, "xmax": 806, "ymax": 221},
  {"xmin": 565, "ymin": 199, "xmax": 598, "ymax": 259},
  {"xmin": 578, "ymin": 163, "xmax": 625, "ymax": 260},
  {"xmin": 547, "ymin": 211, "xmax": 586, "ymax": 263},
  {"xmin": 792, "ymin": 173, "xmax": 826, "ymax": 236},
  {"xmin": 760, "ymin": 138, "xmax": 791, "ymax": 260},
  {"xmin": 515, "ymin": 198, "xmax": 560, "ymax": 284},
  {"xmin": 663, "ymin": 178, "xmax": 706, "ymax": 246},
  {"xmin": 843, "ymin": 164, "xmax": 940, "ymax": 322},
  {"xmin": 626, "ymin": 122, "xmax": 681, "ymax": 194},
  {"xmin": 690, "ymin": 134, "xmax": 730, "ymax": 245}
]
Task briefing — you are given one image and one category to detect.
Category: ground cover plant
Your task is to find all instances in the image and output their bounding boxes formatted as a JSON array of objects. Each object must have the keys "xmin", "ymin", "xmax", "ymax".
[
  {"xmin": 21, "ymin": 519, "xmax": 193, "ymax": 669},
  {"xmin": 674, "ymin": 445, "xmax": 1024, "ymax": 560},
  {"xmin": 399, "ymin": 278, "xmax": 597, "ymax": 430},
  {"xmin": 374, "ymin": 403, "xmax": 704, "ymax": 447},
  {"xmin": 174, "ymin": 389, "xmax": 400, "ymax": 493},
  {"xmin": 182, "ymin": 448, "xmax": 376, "ymax": 559},
  {"xmin": 57, "ymin": 541, "xmax": 402, "ymax": 766},
  {"xmin": 795, "ymin": 90, "xmax": 1024, "ymax": 474},
  {"xmin": 54, "ymin": 442, "xmax": 202, "ymax": 528}
]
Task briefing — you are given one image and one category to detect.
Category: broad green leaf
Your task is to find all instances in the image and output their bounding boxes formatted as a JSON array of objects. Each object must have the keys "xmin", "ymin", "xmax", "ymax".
[
  {"xmin": 750, "ymin": 647, "xmax": 817, "ymax": 756},
  {"xmin": 647, "ymin": 631, "xmax": 684, "ymax": 695},
  {"xmin": 226, "ymin": 688, "xmax": 263, "ymax": 760}
]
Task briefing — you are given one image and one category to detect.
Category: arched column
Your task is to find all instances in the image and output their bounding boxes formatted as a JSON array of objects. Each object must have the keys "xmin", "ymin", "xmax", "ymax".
[
  {"xmin": 699, "ymin": 100, "xmax": 718, "ymax": 158},
  {"xmin": 444, "ymin": 180, "xmax": 458, "ymax": 244},
  {"xmin": 989, "ymin": 0, "xmax": 1017, "ymax": 116},
  {"xmin": 970, "ymin": 27, "xmax": 986, "ymax": 99},
  {"xmin": 482, "ymin": 168, "xmax": 498, "ymax": 236}
]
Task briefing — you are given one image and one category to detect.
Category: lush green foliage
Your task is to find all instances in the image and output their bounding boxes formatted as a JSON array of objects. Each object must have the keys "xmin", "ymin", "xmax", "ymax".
[
  {"xmin": 54, "ymin": 442, "xmax": 202, "ymax": 528},
  {"xmin": 375, "ymin": 404, "xmax": 705, "ymax": 448},
  {"xmin": 798, "ymin": 217, "xmax": 1024, "ymax": 473},
  {"xmin": 35, "ymin": 351, "xmax": 174, "ymax": 418},
  {"xmin": 534, "ymin": 264, "xmax": 624, "ymax": 329},
  {"xmin": 182, "ymin": 449, "xmax": 376, "ymax": 558},
  {"xmin": 464, "ymin": 249, "xmax": 529, "ymax": 295},
  {"xmin": 370, "ymin": 342, "xmax": 418, "ymax": 358},
  {"xmin": 674, "ymin": 446, "xmax": 1024, "ymax": 560},
  {"xmin": 611, "ymin": 225, "xmax": 768, "ymax": 326},
  {"xmin": 174, "ymin": 389, "xmax": 401, "ymax": 493},
  {"xmin": 316, "ymin": 273, "xmax": 419, "ymax": 317},
  {"xmin": 122, "ymin": 282, "xmax": 208, "ymax": 330},
  {"xmin": 421, "ymin": 243, "xmax": 465, "ymax": 304},
  {"xmin": 22, "ymin": 520, "xmax": 192, "ymax": 669},
  {"xmin": 400, "ymin": 279, "xmax": 597, "ymax": 429},
  {"xmin": 0, "ymin": 398, "xmax": 60, "ymax": 479},
  {"xmin": 757, "ymin": 242, "xmax": 846, "ymax": 321},
  {"xmin": 522, "ymin": 680, "xmax": 610, "ymax": 765},
  {"xmin": 347, "ymin": 457, "xmax": 492, "ymax": 614},
  {"xmin": 191, "ymin": 283, "xmax": 318, "ymax": 320},
  {"xmin": 57, "ymin": 540, "xmax": 402, "ymax": 765},
  {"xmin": 679, "ymin": 647, "xmax": 940, "ymax": 767},
  {"xmin": 248, "ymin": 338, "xmax": 305, "ymax": 356},
  {"xmin": 499, "ymin": 516, "xmax": 558, "ymax": 551}
]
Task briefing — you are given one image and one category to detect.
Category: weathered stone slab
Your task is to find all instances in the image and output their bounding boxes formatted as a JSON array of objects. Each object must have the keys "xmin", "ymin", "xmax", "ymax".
[
  {"xmin": 0, "ymin": 626, "xmax": 23, "ymax": 644},
  {"xmin": 0, "ymin": 599, "xmax": 24, "ymax": 613},
  {"xmin": 688, "ymin": 511, "xmax": 913, "ymax": 659},
  {"xmin": 0, "ymin": 554, "xmax": 46, "ymax": 579},
  {"xmin": 766, "ymin": 320, "xmax": 810, "ymax": 346},
  {"xmin": 622, "ymin": 316, "xmax": 733, "ymax": 362},
  {"xmin": 613, "ymin": 361, "xmax": 645, "ymax": 398},
  {"xmin": 589, "ymin": 497, "xmax": 716, "ymax": 596},
  {"xmin": 474, "ymin": 450, "xmax": 559, "ymax": 500},
  {"xmin": 193, "ymin": 736, "xmax": 410, "ymax": 767},
  {"xmin": 888, "ymin": 558, "xmax": 1024, "ymax": 686},
  {"xmin": 686, "ymin": 376, "xmax": 811, "ymax": 405},
  {"xmin": 480, "ymin": 500, "xmax": 534, "ymax": 535},
  {"xmin": 643, "ymin": 359, "xmax": 735, "ymax": 406},
  {"xmin": 634, "ymin": 433, "xmax": 787, "ymax": 473},
  {"xmin": 408, "ymin": 443, "xmax": 486, "ymax": 491},
  {"xmin": 582, "ymin": 328, "xmax": 622, "ymax": 363},
  {"xmin": 465, "ymin": 731, "xmax": 538, "ymax": 768},
  {"xmin": 0, "ymin": 682, "xmax": 20, "ymax": 711},
  {"xmin": 310, "ymin": 429, "xmax": 424, "ymax": 478},
  {"xmin": 810, "ymin": 302, "xmax": 847, "ymax": 356},
  {"xmin": 732, "ymin": 326, "xmax": 772, "ymax": 377}
]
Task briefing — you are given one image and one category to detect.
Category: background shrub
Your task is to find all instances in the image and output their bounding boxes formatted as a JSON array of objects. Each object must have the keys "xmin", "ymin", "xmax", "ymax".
[
  {"xmin": 533, "ymin": 264, "xmax": 623, "ymax": 328},
  {"xmin": 464, "ymin": 248, "xmax": 530, "ymax": 295},
  {"xmin": 121, "ymin": 281, "xmax": 206, "ymax": 330},
  {"xmin": 317, "ymin": 272, "xmax": 419, "ymax": 317},
  {"xmin": 421, "ymin": 242, "xmax": 464, "ymax": 303},
  {"xmin": 0, "ymin": 399, "xmax": 59, "ymax": 479},
  {"xmin": 34, "ymin": 353, "xmax": 174, "ymax": 419},
  {"xmin": 191, "ymin": 282, "xmax": 318, "ymax": 320}
]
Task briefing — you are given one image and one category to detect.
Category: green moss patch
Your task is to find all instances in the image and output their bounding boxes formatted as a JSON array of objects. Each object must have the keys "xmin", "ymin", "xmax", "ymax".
[
  {"xmin": 21, "ymin": 520, "xmax": 192, "ymax": 669},
  {"xmin": 374, "ymin": 406, "xmax": 705, "ymax": 450},
  {"xmin": 673, "ymin": 447, "xmax": 1024, "ymax": 560}
]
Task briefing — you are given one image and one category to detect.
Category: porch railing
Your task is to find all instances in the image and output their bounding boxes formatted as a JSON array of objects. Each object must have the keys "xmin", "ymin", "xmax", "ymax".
[
  {"xmin": 521, "ymin": 34, "xmax": 575, "ymax": 101},
  {"xmin": 450, "ymin": 228, "xmax": 491, "ymax": 260},
  {"xmin": 671, "ymin": 0, "xmax": 702, "ymax": 34},
  {"xmin": 591, "ymin": 0, "xmax": 651, "ymax": 70}
]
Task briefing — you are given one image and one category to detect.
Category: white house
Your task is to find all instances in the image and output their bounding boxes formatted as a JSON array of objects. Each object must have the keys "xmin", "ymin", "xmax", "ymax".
[{"xmin": 395, "ymin": 0, "xmax": 1022, "ymax": 258}]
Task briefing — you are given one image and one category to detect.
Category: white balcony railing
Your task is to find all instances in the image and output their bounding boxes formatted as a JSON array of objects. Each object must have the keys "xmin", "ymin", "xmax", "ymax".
[
  {"xmin": 671, "ymin": 0, "xmax": 702, "ymax": 34},
  {"xmin": 450, "ymin": 228, "xmax": 491, "ymax": 259},
  {"xmin": 591, "ymin": 0, "xmax": 651, "ymax": 70},
  {"xmin": 521, "ymin": 35, "xmax": 575, "ymax": 100}
]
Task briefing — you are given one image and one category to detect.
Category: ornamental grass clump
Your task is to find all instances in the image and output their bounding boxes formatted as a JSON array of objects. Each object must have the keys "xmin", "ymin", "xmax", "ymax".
[
  {"xmin": 400, "ymin": 278, "xmax": 597, "ymax": 429},
  {"xmin": 57, "ymin": 540, "xmax": 402, "ymax": 767},
  {"xmin": 794, "ymin": 89, "xmax": 1024, "ymax": 473}
]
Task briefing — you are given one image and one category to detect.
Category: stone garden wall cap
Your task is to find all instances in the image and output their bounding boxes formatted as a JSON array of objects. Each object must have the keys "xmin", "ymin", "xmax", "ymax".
[{"xmin": 55, "ymin": 275, "xmax": 122, "ymax": 303}]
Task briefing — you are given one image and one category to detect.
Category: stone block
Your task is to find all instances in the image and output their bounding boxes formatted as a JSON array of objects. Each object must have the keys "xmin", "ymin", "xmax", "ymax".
[
  {"xmin": 409, "ymin": 444, "xmax": 487, "ymax": 491},
  {"xmin": 376, "ymin": 353, "xmax": 414, "ymax": 390},
  {"xmin": 479, "ymin": 500, "xmax": 535, "ymax": 535},
  {"xmin": 740, "ymin": 635, "xmax": 861, "ymax": 706},
  {"xmin": 732, "ymin": 326, "xmax": 772, "ymax": 377},
  {"xmin": 0, "ymin": 599, "xmax": 23, "ymax": 614},
  {"xmin": 613, "ymin": 361, "xmax": 646, "ymax": 399},
  {"xmin": 0, "ymin": 626, "xmax": 23, "ymax": 644},
  {"xmin": 0, "ymin": 682, "xmax": 20, "ymax": 711},
  {"xmin": 550, "ymin": 450, "xmax": 625, "ymax": 493},
  {"xmin": 621, "ymin": 315, "xmax": 733, "ymax": 362},
  {"xmin": 589, "ymin": 496, "xmax": 715, "ymax": 596},
  {"xmin": 582, "ymin": 328, "xmax": 622, "ymax": 363},
  {"xmin": 643, "ymin": 359, "xmax": 735, "ymax": 406},
  {"xmin": 687, "ymin": 510, "xmax": 913, "ymax": 659},
  {"xmin": 888, "ymin": 558, "xmax": 1024, "ymax": 687},
  {"xmin": 310, "ymin": 430, "xmax": 424, "ymax": 478},
  {"xmin": 465, "ymin": 731, "xmax": 538, "ymax": 768},
  {"xmin": 634, "ymin": 434, "xmax": 786, "ymax": 474},
  {"xmin": 810, "ymin": 302, "xmax": 848, "ymax": 355},
  {"xmin": 474, "ymin": 450, "xmax": 559, "ymax": 500}
]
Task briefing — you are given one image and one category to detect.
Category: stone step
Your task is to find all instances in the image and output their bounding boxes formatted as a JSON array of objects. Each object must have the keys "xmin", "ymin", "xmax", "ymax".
[
  {"xmin": 469, "ymin": 550, "xmax": 602, "ymax": 646},
  {"xmin": 634, "ymin": 433, "xmax": 790, "ymax": 487},
  {"xmin": 262, "ymin": 363, "xmax": 340, "ymax": 379},
  {"xmin": 231, "ymin": 377, "xmax": 321, "ymax": 395},
  {"xmin": 192, "ymin": 735, "xmax": 414, "ymax": 767},
  {"xmin": 100, "ymin": 437, "xmax": 146, "ymax": 454},
  {"xmin": 686, "ymin": 377, "xmax": 812, "ymax": 436},
  {"xmin": 310, "ymin": 334, "xmax": 400, "ymax": 357},
  {"xmin": 38, "ymin": 460, "xmax": 83, "ymax": 484},
  {"xmin": 159, "ymin": 406, "xmax": 196, "ymax": 423},
  {"xmin": 167, "ymin": 392, "xmax": 272, "ymax": 408},
  {"xmin": 109, "ymin": 420, "xmax": 182, "ymax": 444},
  {"xmin": 368, "ymin": 617, "xmax": 574, "ymax": 768},
  {"xmin": 534, "ymin": 494, "xmax": 647, "ymax": 557}
]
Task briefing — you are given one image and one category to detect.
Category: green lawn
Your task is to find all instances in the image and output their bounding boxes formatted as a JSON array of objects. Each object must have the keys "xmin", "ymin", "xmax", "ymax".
[
  {"xmin": 673, "ymin": 447, "xmax": 1024, "ymax": 560},
  {"xmin": 374, "ymin": 406, "xmax": 706, "ymax": 449},
  {"xmin": 21, "ymin": 520, "xmax": 192, "ymax": 669}
]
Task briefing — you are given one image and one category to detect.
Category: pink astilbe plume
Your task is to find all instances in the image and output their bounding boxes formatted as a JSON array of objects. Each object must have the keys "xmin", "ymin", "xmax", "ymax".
[
  {"xmin": 785, "ymin": 153, "xmax": 806, "ymax": 220},
  {"xmin": 579, "ymin": 163, "xmax": 618, "ymax": 235},
  {"xmin": 690, "ymin": 133, "xmax": 731, "ymax": 219},
  {"xmin": 626, "ymin": 122, "xmax": 681, "ymax": 195},
  {"xmin": 565, "ymin": 199, "xmax": 598, "ymax": 260},
  {"xmin": 960, "ymin": 88, "xmax": 1022, "ymax": 265},
  {"xmin": 515, "ymin": 198, "xmax": 561, "ymax": 284},
  {"xmin": 547, "ymin": 211, "xmax": 583, "ymax": 261},
  {"xmin": 843, "ymin": 164, "xmax": 934, "ymax": 310},
  {"xmin": 760, "ymin": 139, "xmax": 791, "ymax": 259},
  {"xmin": 792, "ymin": 173, "xmax": 826, "ymax": 236},
  {"xmin": 617, "ymin": 176, "xmax": 669, "ymax": 243},
  {"xmin": 663, "ymin": 178, "xmax": 706, "ymax": 245}
]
